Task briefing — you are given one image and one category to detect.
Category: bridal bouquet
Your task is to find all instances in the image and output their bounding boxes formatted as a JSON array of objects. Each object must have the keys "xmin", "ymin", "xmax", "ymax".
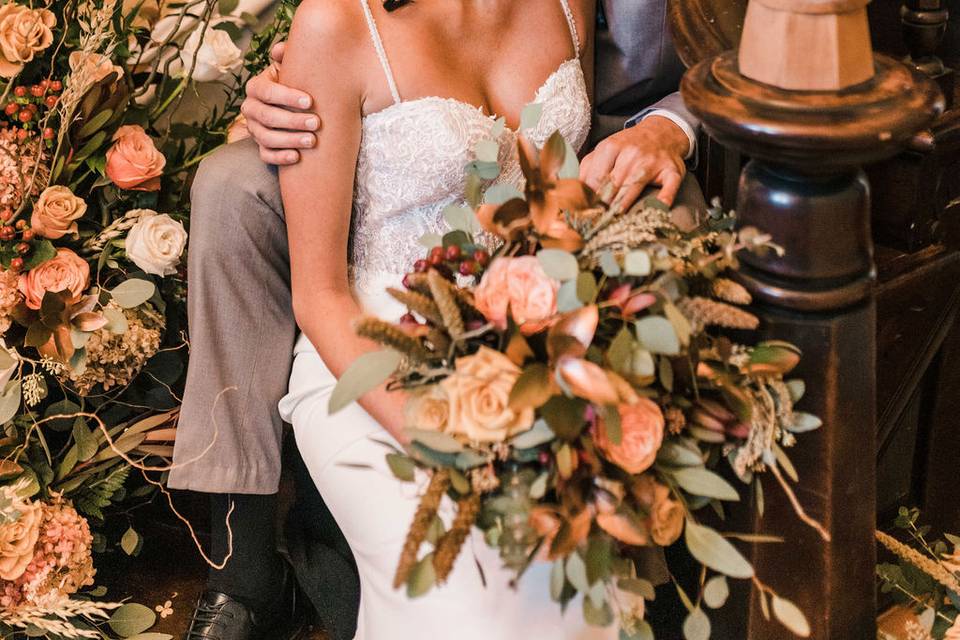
[
  {"xmin": 332, "ymin": 130, "xmax": 822, "ymax": 638},
  {"xmin": 0, "ymin": 0, "xmax": 282, "ymax": 636}
]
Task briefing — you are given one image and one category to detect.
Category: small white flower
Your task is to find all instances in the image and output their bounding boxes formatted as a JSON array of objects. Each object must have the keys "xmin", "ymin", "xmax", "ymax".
[
  {"xmin": 125, "ymin": 210, "xmax": 188, "ymax": 277},
  {"xmin": 179, "ymin": 25, "xmax": 243, "ymax": 83}
]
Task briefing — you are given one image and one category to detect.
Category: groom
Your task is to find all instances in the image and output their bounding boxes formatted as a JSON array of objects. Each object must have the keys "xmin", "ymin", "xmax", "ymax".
[{"xmin": 170, "ymin": 2, "xmax": 703, "ymax": 640}]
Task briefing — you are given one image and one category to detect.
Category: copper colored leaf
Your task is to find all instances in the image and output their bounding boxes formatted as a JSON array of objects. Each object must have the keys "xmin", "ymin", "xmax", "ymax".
[
  {"xmin": 596, "ymin": 511, "xmax": 650, "ymax": 546},
  {"xmin": 509, "ymin": 363, "xmax": 554, "ymax": 411}
]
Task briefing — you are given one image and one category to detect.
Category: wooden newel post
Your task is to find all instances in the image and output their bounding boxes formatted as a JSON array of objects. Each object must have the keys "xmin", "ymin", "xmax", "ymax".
[{"xmin": 681, "ymin": 1, "xmax": 944, "ymax": 638}]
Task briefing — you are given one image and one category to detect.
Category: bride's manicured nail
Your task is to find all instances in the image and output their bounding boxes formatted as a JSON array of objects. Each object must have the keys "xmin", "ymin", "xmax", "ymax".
[{"xmin": 305, "ymin": 117, "xmax": 319, "ymax": 130}]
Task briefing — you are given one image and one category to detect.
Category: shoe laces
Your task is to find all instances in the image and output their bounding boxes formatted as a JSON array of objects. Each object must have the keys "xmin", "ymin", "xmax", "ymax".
[{"xmin": 186, "ymin": 600, "xmax": 236, "ymax": 640}]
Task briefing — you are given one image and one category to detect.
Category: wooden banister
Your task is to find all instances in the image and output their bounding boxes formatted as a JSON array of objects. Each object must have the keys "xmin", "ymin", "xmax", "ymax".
[{"xmin": 680, "ymin": 1, "xmax": 944, "ymax": 637}]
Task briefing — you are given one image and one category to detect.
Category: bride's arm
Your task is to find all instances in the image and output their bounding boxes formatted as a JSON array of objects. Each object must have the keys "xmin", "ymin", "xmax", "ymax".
[{"xmin": 277, "ymin": 2, "xmax": 409, "ymax": 443}]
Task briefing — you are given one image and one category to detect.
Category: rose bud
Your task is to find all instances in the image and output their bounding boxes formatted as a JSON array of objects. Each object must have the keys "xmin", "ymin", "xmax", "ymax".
[
  {"xmin": 622, "ymin": 292, "xmax": 658, "ymax": 316},
  {"xmin": 606, "ymin": 283, "xmax": 632, "ymax": 308}
]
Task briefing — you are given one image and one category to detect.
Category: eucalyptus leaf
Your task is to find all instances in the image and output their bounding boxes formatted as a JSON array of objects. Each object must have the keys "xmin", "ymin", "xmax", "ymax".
[
  {"xmin": 550, "ymin": 559, "xmax": 565, "ymax": 601},
  {"xmin": 636, "ymin": 316, "xmax": 680, "ymax": 355},
  {"xmin": 565, "ymin": 552, "xmax": 590, "ymax": 592},
  {"xmin": 0, "ymin": 380, "xmax": 21, "ymax": 424},
  {"xmin": 683, "ymin": 607, "xmax": 711, "ymax": 640},
  {"xmin": 559, "ymin": 138, "xmax": 580, "ymax": 179},
  {"xmin": 772, "ymin": 595, "xmax": 811, "ymax": 637},
  {"xmin": 582, "ymin": 596, "xmax": 614, "ymax": 627},
  {"xmin": 787, "ymin": 412, "xmax": 822, "ymax": 433},
  {"xmin": 557, "ymin": 279, "xmax": 583, "ymax": 312},
  {"xmin": 510, "ymin": 419, "xmax": 556, "ymax": 449},
  {"xmin": 484, "ymin": 183, "xmax": 524, "ymax": 205},
  {"xmin": 672, "ymin": 467, "xmax": 740, "ymax": 501},
  {"xmin": 329, "ymin": 350, "xmax": 402, "ymax": 414},
  {"xmin": 419, "ymin": 233, "xmax": 443, "ymax": 249},
  {"xmin": 617, "ymin": 577, "xmax": 656, "ymax": 600},
  {"xmin": 110, "ymin": 279, "xmax": 156, "ymax": 309},
  {"xmin": 620, "ymin": 621, "xmax": 654, "ymax": 640},
  {"xmin": 599, "ymin": 251, "xmax": 621, "ymax": 277},
  {"xmin": 537, "ymin": 249, "xmax": 579, "ymax": 281},
  {"xmin": 786, "ymin": 379, "xmax": 806, "ymax": 402},
  {"xmin": 520, "ymin": 103, "xmax": 544, "ymax": 130},
  {"xmin": 443, "ymin": 204, "xmax": 480, "ymax": 234},
  {"xmin": 624, "ymin": 251, "xmax": 652, "ymax": 276},
  {"xmin": 108, "ymin": 603, "xmax": 156, "ymax": 637},
  {"xmin": 685, "ymin": 520, "xmax": 754, "ymax": 579},
  {"xmin": 120, "ymin": 527, "xmax": 140, "ymax": 556},
  {"xmin": 577, "ymin": 271, "xmax": 598, "ymax": 303},
  {"xmin": 475, "ymin": 139, "xmax": 499, "ymax": 163},
  {"xmin": 703, "ymin": 575, "xmax": 729, "ymax": 609},
  {"xmin": 386, "ymin": 453, "xmax": 415, "ymax": 482},
  {"xmin": 407, "ymin": 428, "xmax": 464, "ymax": 453}
]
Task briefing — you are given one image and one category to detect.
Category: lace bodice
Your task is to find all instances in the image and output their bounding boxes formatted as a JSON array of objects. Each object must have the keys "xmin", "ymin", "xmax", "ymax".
[{"xmin": 348, "ymin": 0, "xmax": 592, "ymax": 299}]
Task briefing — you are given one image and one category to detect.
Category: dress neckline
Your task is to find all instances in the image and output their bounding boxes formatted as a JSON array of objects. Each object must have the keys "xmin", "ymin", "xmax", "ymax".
[{"xmin": 361, "ymin": 58, "xmax": 584, "ymax": 131}]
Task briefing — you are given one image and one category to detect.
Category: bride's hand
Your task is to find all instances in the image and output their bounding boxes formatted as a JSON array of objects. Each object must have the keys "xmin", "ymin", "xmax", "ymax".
[
  {"xmin": 241, "ymin": 42, "xmax": 321, "ymax": 165},
  {"xmin": 579, "ymin": 116, "xmax": 690, "ymax": 209}
]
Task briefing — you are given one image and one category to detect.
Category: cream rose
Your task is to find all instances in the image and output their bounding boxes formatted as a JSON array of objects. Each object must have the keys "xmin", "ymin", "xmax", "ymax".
[
  {"xmin": 67, "ymin": 51, "xmax": 123, "ymax": 86},
  {"xmin": 18, "ymin": 247, "xmax": 90, "ymax": 310},
  {"xmin": 125, "ymin": 211, "xmax": 187, "ymax": 276},
  {"xmin": 105, "ymin": 125, "xmax": 166, "ymax": 191},
  {"xmin": 474, "ymin": 256, "xmax": 559, "ymax": 335},
  {"xmin": 404, "ymin": 385, "xmax": 450, "ymax": 433},
  {"xmin": 31, "ymin": 186, "xmax": 87, "ymax": 240},
  {"xmin": 0, "ymin": 499, "xmax": 41, "ymax": 580},
  {"xmin": 0, "ymin": 3, "xmax": 55, "ymax": 78},
  {"xmin": 594, "ymin": 398, "xmax": 665, "ymax": 474},
  {"xmin": 180, "ymin": 25, "xmax": 243, "ymax": 83},
  {"xmin": 441, "ymin": 346, "xmax": 534, "ymax": 442}
]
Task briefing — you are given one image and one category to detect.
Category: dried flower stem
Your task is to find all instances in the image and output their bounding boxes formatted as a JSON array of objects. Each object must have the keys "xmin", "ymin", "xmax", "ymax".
[
  {"xmin": 876, "ymin": 529, "xmax": 960, "ymax": 593},
  {"xmin": 433, "ymin": 492, "xmax": 481, "ymax": 583},
  {"xmin": 768, "ymin": 464, "xmax": 831, "ymax": 542}
]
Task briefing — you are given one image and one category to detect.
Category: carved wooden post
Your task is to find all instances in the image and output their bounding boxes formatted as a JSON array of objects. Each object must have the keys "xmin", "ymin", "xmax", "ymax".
[{"xmin": 681, "ymin": 1, "xmax": 944, "ymax": 637}]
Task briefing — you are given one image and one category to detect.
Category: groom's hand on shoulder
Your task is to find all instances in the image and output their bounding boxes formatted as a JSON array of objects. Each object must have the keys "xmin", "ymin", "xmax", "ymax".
[
  {"xmin": 579, "ymin": 116, "xmax": 690, "ymax": 209},
  {"xmin": 242, "ymin": 42, "xmax": 321, "ymax": 165}
]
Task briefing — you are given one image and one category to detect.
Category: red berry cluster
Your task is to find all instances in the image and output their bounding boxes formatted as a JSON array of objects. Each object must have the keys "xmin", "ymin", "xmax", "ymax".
[
  {"xmin": 0, "ymin": 208, "xmax": 35, "ymax": 272},
  {"xmin": 409, "ymin": 244, "xmax": 490, "ymax": 280},
  {"xmin": 1, "ymin": 79, "xmax": 62, "ymax": 143}
]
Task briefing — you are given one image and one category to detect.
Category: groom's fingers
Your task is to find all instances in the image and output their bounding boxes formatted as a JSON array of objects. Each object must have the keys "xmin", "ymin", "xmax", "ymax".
[
  {"xmin": 241, "ymin": 99, "xmax": 320, "ymax": 135},
  {"xmin": 247, "ymin": 71, "xmax": 313, "ymax": 111},
  {"xmin": 270, "ymin": 42, "xmax": 286, "ymax": 64},
  {"xmin": 656, "ymin": 169, "xmax": 683, "ymax": 207},
  {"xmin": 258, "ymin": 146, "xmax": 300, "ymax": 166},
  {"xmin": 246, "ymin": 119, "xmax": 316, "ymax": 152},
  {"xmin": 579, "ymin": 143, "xmax": 619, "ymax": 191}
]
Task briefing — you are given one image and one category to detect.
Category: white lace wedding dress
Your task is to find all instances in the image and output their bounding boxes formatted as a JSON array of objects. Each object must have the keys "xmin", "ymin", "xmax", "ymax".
[{"xmin": 278, "ymin": 1, "xmax": 613, "ymax": 638}]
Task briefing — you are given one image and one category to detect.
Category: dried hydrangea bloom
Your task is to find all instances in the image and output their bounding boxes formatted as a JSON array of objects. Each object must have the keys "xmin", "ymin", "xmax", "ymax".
[
  {"xmin": 0, "ymin": 128, "xmax": 49, "ymax": 211},
  {"xmin": 0, "ymin": 268, "xmax": 22, "ymax": 334},
  {"xmin": 67, "ymin": 301, "xmax": 164, "ymax": 395}
]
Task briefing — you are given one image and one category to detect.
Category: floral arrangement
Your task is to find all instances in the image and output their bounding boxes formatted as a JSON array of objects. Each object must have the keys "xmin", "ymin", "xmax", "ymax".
[
  {"xmin": 0, "ymin": 0, "xmax": 283, "ymax": 636},
  {"xmin": 877, "ymin": 508, "xmax": 960, "ymax": 640},
  {"xmin": 332, "ymin": 129, "xmax": 825, "ymax": 639}
]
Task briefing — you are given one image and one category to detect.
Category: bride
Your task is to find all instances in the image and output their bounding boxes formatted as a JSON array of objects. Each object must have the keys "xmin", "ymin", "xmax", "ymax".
[{"xmin": 276, "ymin": 0, "xmax": 611, "ymax": 637}]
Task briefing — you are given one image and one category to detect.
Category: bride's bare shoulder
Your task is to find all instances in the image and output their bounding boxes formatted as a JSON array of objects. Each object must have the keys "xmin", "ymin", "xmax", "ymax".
[{"xmin": 287, "ymin": 0, "xmax": 369, "ymax": 59}]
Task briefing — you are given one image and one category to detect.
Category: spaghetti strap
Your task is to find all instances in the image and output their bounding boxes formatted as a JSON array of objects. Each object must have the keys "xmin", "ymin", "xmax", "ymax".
[
  {"xmin": 359, "ymin": 0, "xmax": 402, "ymax": 104},
  {"xmin": 558, "ymin": 0, "xmax": 581, "ymax": 59}
]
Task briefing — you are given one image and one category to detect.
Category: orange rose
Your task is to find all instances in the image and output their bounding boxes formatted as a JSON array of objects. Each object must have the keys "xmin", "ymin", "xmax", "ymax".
[
  {"xmin": 474, "ymin": 256, "xmax": 558, "ymax": 335},
  {"xmin": 0, "ymin": 3, "xmax": 55, "ymax": 79},
  {"xmin": 594, "ymin": 398, "xmax": 665, "ymax": 474},
  {"xmin": 105, "ymin": 125, "xmax": 166, "ymax": 191},
  {"xmin": 18, "ymin": 248, "xmax": 90, "ymax": 310},
  {"xmin": 648, "ymin": 481, "xmax": 684, "ymax": 545},
  {"xmin": 31, "ymin": 185, "xmax": 87, "ymax": 239},
  {"xmin": 0, "ymin": 496, "xmax": 40, "ymax": 580},
  {"xmin": 441, "ymin": 346, "xmax": 534, "ymax": 442}
]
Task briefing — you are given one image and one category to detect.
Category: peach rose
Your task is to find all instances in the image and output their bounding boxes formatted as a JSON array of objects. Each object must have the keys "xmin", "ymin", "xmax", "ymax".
[
  {"xmin": 68, "ymin": 51, "xmax": 123, "ymax": 86},
  {"xmin": 594, "ymin": 398, "xmax": 665, "ymax": 474},
  {"xmin": 474, "ymin": 256, "xmax": 558, "ymax": 335},
  {"xmin": 648, "ymin": 481, "xmax": 684, "ymax": 545},
  {"xmin": 404, "ymin": 385, "xmax": 450, "ymax": 432},
  {"xmin": 0, "ymin": 3, "xmax": 55, "ymax": 78},
  {"xmin": 0, "ymin": 498, "xmax": 41, "ymax": 580},
  {"xmin": 30, "ymin": 185, "xmax": 87, "ymax": 239},
  {"xmin": 441, "ymin": 346, "xmax": 534, "ymax": 442},
  {"xmin": 105, "ymin": 125, "xmax": 166, "ymax": 191},
  {"xmin": 18, "ymin": 247, "xmax": 90, "ymax": 310}
]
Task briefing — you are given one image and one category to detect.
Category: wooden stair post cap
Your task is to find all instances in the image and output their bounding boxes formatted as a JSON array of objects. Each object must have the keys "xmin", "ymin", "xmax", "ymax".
[{"xmin": 739, "ymin": 0, "xmax": 876, "ymax": 90}]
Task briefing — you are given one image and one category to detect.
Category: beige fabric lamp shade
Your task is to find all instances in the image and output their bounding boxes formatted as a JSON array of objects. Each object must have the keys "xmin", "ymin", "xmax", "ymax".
[{"xmin": 738, "ymin": 0, "xmax": 876, "ymax": 90}]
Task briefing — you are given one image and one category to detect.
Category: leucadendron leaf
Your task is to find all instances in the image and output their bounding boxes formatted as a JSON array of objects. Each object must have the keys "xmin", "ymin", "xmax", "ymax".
[
  {"xmin": 684, "ymin": 520, "xmax": 754, "ymax": 579},
  {"xmin": 328, "ymin": 350, "xmax": 402, "ymax": 414}
]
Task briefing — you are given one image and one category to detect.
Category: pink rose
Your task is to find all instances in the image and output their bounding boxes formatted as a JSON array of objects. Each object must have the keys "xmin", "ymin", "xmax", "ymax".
[
  {"xmin": 18, "ymin": 248, "xmax": 90, "ymax": 310},
  {"xmin": 474, "ymin": 256, "xmax": 558, "ymax": 335},
  {"xmin": 105, "ymin": 125, "xmax": 166, "ymax": 191},
  {"xmin": 593, "ymin": 398, "xmax": 665, "ymax": 474}
]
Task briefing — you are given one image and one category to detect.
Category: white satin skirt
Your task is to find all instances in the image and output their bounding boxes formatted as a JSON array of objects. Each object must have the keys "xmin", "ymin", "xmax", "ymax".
[{"xmin": 278, "ymin": 287, "xmax": 616, "ymax": 640}]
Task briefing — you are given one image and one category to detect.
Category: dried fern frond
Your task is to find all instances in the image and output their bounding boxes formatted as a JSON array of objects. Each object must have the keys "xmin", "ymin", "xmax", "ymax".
[
  {"xmin": 433, "ymin": 492, "xmax": 482, "ymax": 583},
  {"xmin": 678, "ymin": 296, "xmax": 759, "ymax": 331},
  {"xmin": 712, "ymin": 278, "xmax": 752, "ymax": 305},
  {"xmin": 394, "ymin": 470, "xmax": 451, "ymax": 589},
  {"xmin": 355, "ymin": 317, "xmax": 428, "ymax": 361},
  {"xmin": 388, "ymin": 287, "xmax": 443, "ymax": 326},
  {"xmin": 427, "ymin": 270, "xmax": 464, "ymax": 337}
]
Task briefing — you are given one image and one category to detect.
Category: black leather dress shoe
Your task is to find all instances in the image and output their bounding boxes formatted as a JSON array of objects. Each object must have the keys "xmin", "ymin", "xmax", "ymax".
[{"xmin": 184, "ymin": 567, "xmax": 311, "ymax": 640}]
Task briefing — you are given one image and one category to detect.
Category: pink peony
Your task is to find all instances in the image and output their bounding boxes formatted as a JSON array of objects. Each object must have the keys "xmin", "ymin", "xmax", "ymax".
[
  {"xmin": 593, "ymin": 398, "xmax": 665, "ymax": 474},
  {"xmin": 18, "ymin": 248, "xmax": 90, "ymax": 310},
  {"xmin": 105, "ymin": 125, "xmax": 166, "ymax": 191},
  {"xmin": 474, "ymin": 256, "xmax": 558, "ymax": 335}
]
